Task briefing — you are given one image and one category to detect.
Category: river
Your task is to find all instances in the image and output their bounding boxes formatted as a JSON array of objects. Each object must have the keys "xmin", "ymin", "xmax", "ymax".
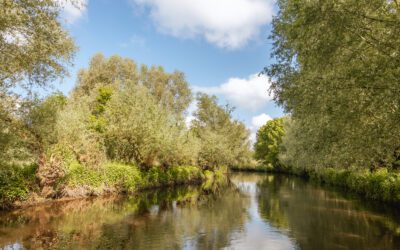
[{"xmin": 1, "ymin": 173, "xmax": 400, "ymax": 249}]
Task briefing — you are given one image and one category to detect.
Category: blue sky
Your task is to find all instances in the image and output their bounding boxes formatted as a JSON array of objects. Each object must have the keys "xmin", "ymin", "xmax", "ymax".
[{"xmin": 57, "ymin": 0, "xmax": 283, "ymax": 140}]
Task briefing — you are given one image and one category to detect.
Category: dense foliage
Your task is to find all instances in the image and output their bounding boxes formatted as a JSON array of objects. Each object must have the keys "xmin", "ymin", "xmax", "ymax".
[
  {"xmin": 0, "ymin": 50, "xmax": 252, "ymax": 208},
  {"xmin": 0, "ymin": 2, "xmax": 252, "ymax": 208},
  {"xmin": 265, "ymin": 0, "xmax": 400, "ymax": 170},
  {"xmin": 0, "ymin": 0, "xmax": 76, "ymax": 90},
  {"xmin": 192, "ymin": 94, "xmax": 252, "ymax": 169},
  {"xmin": 254, "ymin": 118, "xmax": 285, "ymax": 168}
]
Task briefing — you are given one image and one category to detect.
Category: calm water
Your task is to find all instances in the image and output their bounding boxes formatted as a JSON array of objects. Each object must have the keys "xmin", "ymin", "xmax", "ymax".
[{"xmin": 1, "ymin": 173, "xmax": 400, "ymax": 250}]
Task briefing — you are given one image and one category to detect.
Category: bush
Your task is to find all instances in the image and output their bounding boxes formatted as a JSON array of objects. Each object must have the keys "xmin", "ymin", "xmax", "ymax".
[
  {"xmin": 64, "ymin": 162, "xmax": 204, "ymax": 194},
  {"xmin": 304, "ymin": 167, "xmax": 400, "ymax": 203},
  {"xmin": 0, "ymin": 164, "xmax": 37, "ymax": 208}
]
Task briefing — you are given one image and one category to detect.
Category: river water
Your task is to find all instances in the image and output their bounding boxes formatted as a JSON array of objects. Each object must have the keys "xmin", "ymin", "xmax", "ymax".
[{"xmin": 1, "ymin": 173, "xmax": 400, "ymax": 249}]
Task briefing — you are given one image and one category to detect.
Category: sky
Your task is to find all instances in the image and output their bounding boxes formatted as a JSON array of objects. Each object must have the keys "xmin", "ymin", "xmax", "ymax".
[{"xmin": 56, "ymin": 0, "xmax": 283, "ymax": 141}]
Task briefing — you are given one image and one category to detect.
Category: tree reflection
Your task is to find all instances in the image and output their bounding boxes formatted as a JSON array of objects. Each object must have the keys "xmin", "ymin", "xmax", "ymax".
[
  {"xmin": 255, "ymin": 174, "xmax": 400, "ymax": 250},
  {"xmin": 0, "ymin": 177, "xmax": 250, "ymax": 250}
]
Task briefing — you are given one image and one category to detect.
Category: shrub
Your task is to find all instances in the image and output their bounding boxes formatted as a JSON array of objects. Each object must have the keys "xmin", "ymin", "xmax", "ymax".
[{"xmin": 0, "ymin": 164, "xmax": 37, "ymax": 208}]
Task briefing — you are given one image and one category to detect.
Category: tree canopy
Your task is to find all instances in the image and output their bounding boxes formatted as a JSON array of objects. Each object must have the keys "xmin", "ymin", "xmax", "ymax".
[
  {"xmin": 191, "ymin": 93, "xmax": 251, "ymax": 169},
  {"xmin": 266, "ymin": 0, "xmax": 400, "ymax": 169},
  {"xmin": 0, "ymin": 0, "xmax": 76, "ymax": 90},
  {"xmin": 254, "ymin": 118, "xmax": 285, "ymax": 168}
]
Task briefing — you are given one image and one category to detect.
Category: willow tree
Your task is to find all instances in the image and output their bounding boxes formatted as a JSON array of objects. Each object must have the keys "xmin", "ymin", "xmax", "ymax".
[
  {"xmin": 0, "ymin": 0, "xmax": 76, "ymax": 165},
  {"xmin": 191, "ymin": 94, "xmax": 251, "ymax": 169},
  {"xmin": 0, "ymin": 0, "xmax": 76, "ymax": 90},
  {"xmin": 266, "ymin": 0, "xmax": 400, "ymax": 169},
  {"xmin": 58, "ymin": 54, "xmax": 196, "ymax": 169}
]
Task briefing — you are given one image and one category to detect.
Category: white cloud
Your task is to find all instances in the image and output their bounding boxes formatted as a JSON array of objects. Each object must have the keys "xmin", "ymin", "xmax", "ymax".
[
  {"xmin": 251, "ymin": 113, "xmax": 272, "ymax": 128},
  {"xmin": 57, "ymin": 0, "xmax": 88, "ymax": 24},
  {"xmin": 131, "ymin": 0, "xmax": 274, "ymax": 49},
  {"xmin": 249, "ymin": 113, "xmax": 272, "ymax": 143},
  {"xmin": 194, "ymin": 73, "xmax": 272, "ymax": 111}
]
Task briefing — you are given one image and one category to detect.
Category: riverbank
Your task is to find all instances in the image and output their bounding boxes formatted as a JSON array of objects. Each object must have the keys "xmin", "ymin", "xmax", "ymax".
[
  {"xmin": 231, "ymin": 165, "xmax": 400, "ymax": 203},
  {"xmin": 0, "ymin": 162, "xmax": 226, "ymax": 210}
]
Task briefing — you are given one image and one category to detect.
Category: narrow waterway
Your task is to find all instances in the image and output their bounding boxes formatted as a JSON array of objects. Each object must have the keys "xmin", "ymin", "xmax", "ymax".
[{"xmin": 1, "ymin": 173, "xmax": 400, "ymax": 249}]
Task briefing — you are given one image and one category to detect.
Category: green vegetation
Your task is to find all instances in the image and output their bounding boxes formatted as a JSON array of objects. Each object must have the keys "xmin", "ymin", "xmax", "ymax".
[
  {"xmin": 246, "ymin": 0, "xmax": 400, "ymax": 203},
  {"xmin": 64, "ymin": 162, "xmax": 208, "ymax": 195},
  {"xmin": 0, "ymin": 2, "xmax": 251, "ymax": 209},
  {"xmin": 254, "ymin": 118, "xmax": 285, "ymax": 168},
  {"xmin": 192, "ymin": 94, "xmax": 252, "ymax": 169},
  {"xmin": 265, "ymin": 0, "xmax": 400, "ymax": 170}
]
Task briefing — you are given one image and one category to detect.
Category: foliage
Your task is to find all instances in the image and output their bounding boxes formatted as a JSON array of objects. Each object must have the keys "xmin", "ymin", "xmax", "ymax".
[
  {"xmin": 0, "ymin": 96, "xmax": 33, "ymax": 165},
  {"xmin": 0, "ymin": 0, "xmax": 76, "ymax": 207},
  {"xmin": 0, "ymin": 52, "xmax": 252, "ymax": 208},
  {"xmin": 57, "ymin": 54, "xmax": 198, "ymax": 169},
  {"xmin": 104, "ymin": 84, "xmax": 194, "ymax": 168},
  {"xmin": 265, "ymin": 0, "xmax": 400, "ymax": 169},
  {"xmin": 56, "ymin": 97, "xmax": 106, "ymax": 168},
  {"xmin": 0, "ymin": 164, "xmax": 37, "ymax": 209},
  {"xmin": 306, "ymin": 167, "xmax": 400, "ymax": 203},
  {"xmin": 24, "ymin": 93, "xmax": 67, "ymax": 149},
  {"xmin": 0, "ymin": 0, "xmax": 76, "ymax": 90},
  {"xmin": 73, "ymin": 53, "xmax": 191, "ymax": 116},
  {"xmin": 64, "ymin": 161, "xmax": 205, "ymax": 195},
  {"xmin": 191, "ymin": 93, "xmax": 252, "ymax": 169},
  {"xmin": 254, "ymin": 118, "xmax": 285, "ymax": 168}
]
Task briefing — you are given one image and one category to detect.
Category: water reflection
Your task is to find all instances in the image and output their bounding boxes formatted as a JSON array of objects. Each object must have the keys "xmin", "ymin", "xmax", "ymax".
[
  {"xmin": 251, "ymin": 174, "xmax": 400, "ymax": 250},
  {"xmin": 1, "ymin": 173, "xmax": 400, "ymax": 249}
]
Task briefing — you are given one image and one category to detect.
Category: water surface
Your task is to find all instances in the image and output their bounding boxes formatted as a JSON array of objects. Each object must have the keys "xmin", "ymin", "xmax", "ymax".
[{"xmin": 1, "ymin": 173, "xmax": 400, "ymax": 249}]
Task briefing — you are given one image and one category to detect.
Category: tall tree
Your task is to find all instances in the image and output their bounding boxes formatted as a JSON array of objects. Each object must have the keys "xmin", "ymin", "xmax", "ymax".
[
  {"xmin": 0, "ymin": 0, "xmax": 76, "ymax": 90},
  {"xmin": 0, "ymin": 0, "xmax": 76, "ymax": 167},
  {"xmin": 192, "ymin": 94, "xmax": 251, "ymax": 169},
  {"xmin": 266, "ymin": 0, "xmax": 400, "ymax": 169}
]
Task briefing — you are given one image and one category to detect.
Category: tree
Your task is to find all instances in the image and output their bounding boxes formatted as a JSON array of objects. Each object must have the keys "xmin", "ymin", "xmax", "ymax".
[
  {"xmin": 1, "ymin": 0, "xmax": 76, "ymax": 90},
  {"xmin": 24, "ymin": 93, "xmax": 67, "ymax": 150},
  {"xmin": 73, "ymin": 54, "xmax": 192, "ymax": 118},
  {"xmin": 191, "ymin": 94, "xmax": 251, "ymax": 169},
  {"xmin": 265, "ymin": 0, "xmax": 400, "ymax": 170},
  {"xmin": 0, "ymin": 0, "xmax": 76, "ymax": 169},
  {"xmin": 254, "ymin": 118, "xmax": 285, "ymax": 168},
  {"xmin": 105, "ymin": 84, "xmax": 180, "ymax": 168},
  {"xmin": 57, "ymin": 54, "xmax": 197, "ymax": 169}
]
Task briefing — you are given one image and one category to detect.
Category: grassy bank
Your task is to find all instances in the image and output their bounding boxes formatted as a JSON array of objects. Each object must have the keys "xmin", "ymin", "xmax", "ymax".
[
  {"xmin": 231, "ymin": 165, "xmax": 400, "ymax": 203},
  {"xmin": 0, "ymin": 162, "xmax": 225, "ymax": 210}
]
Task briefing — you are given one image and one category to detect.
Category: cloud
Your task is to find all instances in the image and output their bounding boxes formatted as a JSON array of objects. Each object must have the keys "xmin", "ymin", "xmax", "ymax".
[
  {"xmin": 131, "ymin": 0, "xmax": 274, "ymax": 49},
  {"xmin": 249, "ymin": 113, "xmax": 272, "ymax": 143},
  {"xmin": 194, "ymin": 73, "xmax": 272, "ymax": 111},
  {"xmin": 251, "ymin": 113, "xmax": 272, "ymax": 128},
  {"xmin": 57, "ymin": 0, "xmax": 88, "ymax": 24}
]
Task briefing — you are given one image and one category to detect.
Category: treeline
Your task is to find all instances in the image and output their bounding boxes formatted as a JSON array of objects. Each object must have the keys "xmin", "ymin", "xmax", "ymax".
[
  {"xmin": 0, "ymin": 1, "xmax": 251, "ymax": 208},
  {"xmin": 51, "ymin": 53, "xmax": 251, "ymax": 171},
  {"xmin": 250, "ymin": 0, "xmax": 400, "ymax": 202}
]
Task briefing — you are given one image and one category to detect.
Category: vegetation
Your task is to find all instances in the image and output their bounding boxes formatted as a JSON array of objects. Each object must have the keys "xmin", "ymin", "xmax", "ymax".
[
  {"xmin": 254, "ymin": 118, "xmax": 285, "ymax": 169},
  {"xmin": 265, "ymin": 0, "xmax": 400, "ymax": 170},
  {"xmin": 192, "ymin": 94, "xmax": 252, "ymax": 170},
  {"xmin": 0, "ymin": 0, "xmax": 251, "ymax": 209},
  {"xmin": 0, "ymin": 0, "xmax": 76, "ymax": 90},
  {"xmin": 247, "ymin": 0, "xmax": 400, "ymax": 203}
]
